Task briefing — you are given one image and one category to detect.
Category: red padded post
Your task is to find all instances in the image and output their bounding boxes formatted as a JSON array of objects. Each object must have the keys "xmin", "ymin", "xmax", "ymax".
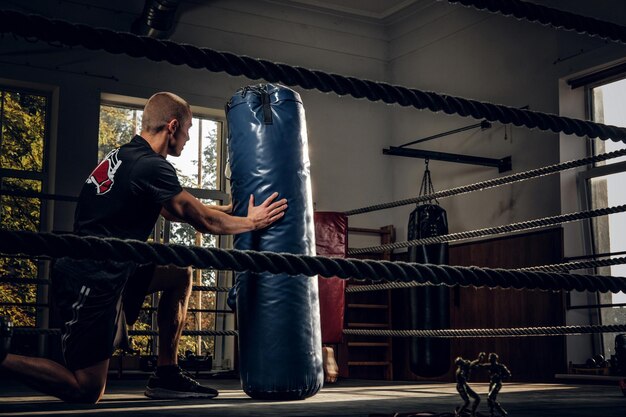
[{"xmin": 314, "ymin": 212, "xmax": 347, "ymax": 344}]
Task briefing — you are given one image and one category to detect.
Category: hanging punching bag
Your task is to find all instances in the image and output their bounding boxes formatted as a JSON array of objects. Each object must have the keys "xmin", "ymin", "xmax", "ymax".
[
  {"xmin": 226, "ymin": 83, "xmax": 323, "ymax": 400},
  {"xmin": 408, "ymin": 204, "xmax": 450, "ymax": 377},
  {"xmin": 408, "ymin": 164, "xmax": 451, "ymax": 378}
]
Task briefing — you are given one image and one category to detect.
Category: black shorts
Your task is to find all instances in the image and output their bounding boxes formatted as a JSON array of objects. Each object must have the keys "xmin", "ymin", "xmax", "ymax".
[{"xmin": 51, "ymin": 258, "xmax": 155, "ymax": 371}]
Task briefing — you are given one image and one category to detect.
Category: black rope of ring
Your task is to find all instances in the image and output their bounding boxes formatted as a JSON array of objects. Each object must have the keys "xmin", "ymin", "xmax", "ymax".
[
  {"xmin": 349, "ymin": 204, "xmax": 626, "ymax": 255},
  {"xmin": 5, "ymin": 255, "xmax": 622, "ymax": 294},
  {"xmin": 0, "ymin": 277, "xmax": 51, "ymax": 285},
  {"xmin": 346, "ymin": 256, "xmax": 626, "ymax": 293},
  {"xmin": 1, "ymin": 229, "xmax": 626, "ymax": 293},
  {"xmin": 0, "ymin": 277, "xmax": 231, "ymax": 292},
  {"xmin": 1, "ymin": 10, "xmax": 625, "ymax": 142},
  {"xmin": 10, "ymin": 327, "xmax": 237, "ymax": 337},
  {"xmin": 344, "ymin": 148, "xmax": 626, "ymax": 216},
  {"xmin": 520, "ymin": 256, "xmax": 626, "ymax": 273},
  {"xmin": 343, "ymin": 324, "xmax": 626, "ymax": 338},
  {"xmin": 447, "ymin": 0, "xmax": 626, "ymax": 45},
  {"xmin": 12, "ymin": 324, "xmax": 626, "ymax": 338}
]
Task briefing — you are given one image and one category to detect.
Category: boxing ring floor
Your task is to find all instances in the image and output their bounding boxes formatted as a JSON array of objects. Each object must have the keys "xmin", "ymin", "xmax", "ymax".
[{"xmin": 1, "ymin": 377, "xmax": 624, "ymax": 417}]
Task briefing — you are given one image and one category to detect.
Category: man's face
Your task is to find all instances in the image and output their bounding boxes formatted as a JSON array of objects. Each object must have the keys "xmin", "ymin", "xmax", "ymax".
[{"xmin": 168, "ymin": 114, "xmax": 192, "ymax": 157}]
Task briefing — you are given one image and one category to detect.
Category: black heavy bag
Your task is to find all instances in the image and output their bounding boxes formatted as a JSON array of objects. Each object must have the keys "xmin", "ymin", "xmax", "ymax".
[
  {"xmin": 226, "ymin": 84, "xmax": 323, "ymax": 400},
  {"xmin": 408, "ymin": 203, "xmax": 450, "ymax": 377}
]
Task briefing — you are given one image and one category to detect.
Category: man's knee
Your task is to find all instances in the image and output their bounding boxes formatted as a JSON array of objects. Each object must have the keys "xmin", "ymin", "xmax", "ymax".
[
  {"xmin": 150, "ymin": 265, "xmax": 193, "ymax": 293},
  {"xmin": 175, "ymin": 266, "xmax": 193, "ymax": 293},
  {"xmin": 71, "ymin": 361, "xmax": 109, "ymax": 404},
  {"xmin": 65, "ymin": 382, "xmax": 105, "ymax": 404}
]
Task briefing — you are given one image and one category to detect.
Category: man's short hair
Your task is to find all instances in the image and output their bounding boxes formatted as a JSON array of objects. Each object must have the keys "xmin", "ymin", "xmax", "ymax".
[{"xmin": 142, "ymin": 92, "xmax": 191, "ymax": 133}]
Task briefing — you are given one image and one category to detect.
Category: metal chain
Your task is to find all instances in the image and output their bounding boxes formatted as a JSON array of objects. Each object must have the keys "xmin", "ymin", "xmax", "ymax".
[
  {"xmin": 447, "ymin": 0, "xmax": 626, "ymax": 45},
  {"xmin": 344, "ymin": 148, "xmax": 626, "ymax": 216},
  {"xmin": 343, "ymin": 324, "xmax": 626, "ymax": 338},
  {"xmin": 1, "ymin": 230, "xmax": 626, "ymax": 293},
  {"xmin": 0, "ymin": 10, "xmax": 625, "ymax": 142},
  {"xmin": 348, "ymin": 204, "xmax": 626, "ymax": 255}
]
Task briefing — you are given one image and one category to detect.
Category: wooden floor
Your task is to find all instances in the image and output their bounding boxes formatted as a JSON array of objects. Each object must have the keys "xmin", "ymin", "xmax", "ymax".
[{"xmin": 1, "ymin": 377, "xmax": 625, "ymax": 417}]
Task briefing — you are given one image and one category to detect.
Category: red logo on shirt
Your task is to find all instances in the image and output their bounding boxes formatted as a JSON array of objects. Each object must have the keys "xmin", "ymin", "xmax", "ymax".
[{"xmin": 87, "ymin": 149, "xmax": 122, "ymax": 195}]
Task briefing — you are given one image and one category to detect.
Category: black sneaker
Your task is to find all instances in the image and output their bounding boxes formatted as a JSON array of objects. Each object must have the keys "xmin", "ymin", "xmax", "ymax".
[
  {"xmin": 0, "ymin": 316, "xmax": 13, "ymax": 364},
  {"xmin": 144, "ymin": 367, "xmax": 219, "ymax": 399}
]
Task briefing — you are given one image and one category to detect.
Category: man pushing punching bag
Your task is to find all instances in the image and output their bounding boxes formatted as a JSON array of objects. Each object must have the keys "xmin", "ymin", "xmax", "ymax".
[{"xmin": 226, "ymin": 84, "xmax": 323, "ymax": 400}]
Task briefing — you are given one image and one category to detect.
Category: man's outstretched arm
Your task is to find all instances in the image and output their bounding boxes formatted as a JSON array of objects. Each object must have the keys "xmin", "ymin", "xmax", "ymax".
[{"xmin": 161, "ymin": 190, "xmax": 287, "ymax": 235}]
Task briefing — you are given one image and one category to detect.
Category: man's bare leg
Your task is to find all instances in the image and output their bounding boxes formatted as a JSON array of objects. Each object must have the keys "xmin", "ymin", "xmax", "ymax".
[
  {"xmin": 143, "ymin": 265, "xmax": 218, "ymax": 399},
  {"xmin": 147, "ymin": 265, "xmax": 192, "ymax": 366},
  {"xmin": 1, "ymin": 355, "xmax": 109, "ymax": 403}
]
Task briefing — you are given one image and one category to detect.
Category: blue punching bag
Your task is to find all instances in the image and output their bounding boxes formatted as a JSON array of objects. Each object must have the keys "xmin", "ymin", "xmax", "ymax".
[{"xmin": 226, "ymin": 84, "xmax": 323, "ymax": 400}]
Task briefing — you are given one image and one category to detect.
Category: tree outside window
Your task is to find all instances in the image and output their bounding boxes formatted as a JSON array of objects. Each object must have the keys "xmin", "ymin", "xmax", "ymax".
[{"xmin": 0, "ymin": 88, "xmax": 48, "ymax": 329}]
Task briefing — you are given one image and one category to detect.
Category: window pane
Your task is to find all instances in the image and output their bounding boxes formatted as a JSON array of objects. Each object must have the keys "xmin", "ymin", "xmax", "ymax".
[
  {"xmin": 0, "ymin": 90, "xmax": 46, "ymax": 172},
  {"xmin": 98, "ymin": 105, "xmax": 142, "ymax": 161},
  {"xmin": 168, "ymin": 118, "xmax": 221, "ymax": 190},
  {"xmin": 169, "ymin": 198, "xmax": 218, "ymax": 246},
  {"xmin": 592, "ymin": 79, "xmax": 626, "ymax": 164},
  {"xmin": 590, "ymin": 174, "xmax": 626, "ymax": 304},
  {"xmin": 0, "ymin": 86, "xmax": 47, "ymax": 330},
  {"xmin": 0, "ymin": 178, "xmax": 42, "ymax": 231},
  {"xmin": 98, "ymin": 104, "xmax": 221, "ymax": 190}
]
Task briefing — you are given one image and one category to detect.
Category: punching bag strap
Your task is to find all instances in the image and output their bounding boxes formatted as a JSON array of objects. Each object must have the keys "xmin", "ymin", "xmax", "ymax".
[
  {"xmin": 262, "ymin": 88, "xmax": 273, "ymax": 125},
  {"xmin": 418, "ymin": 159, "xmax": 438, "ymax": 205}
]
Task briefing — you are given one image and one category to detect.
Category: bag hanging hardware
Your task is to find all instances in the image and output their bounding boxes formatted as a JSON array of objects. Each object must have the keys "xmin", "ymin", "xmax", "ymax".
[{"xmin": 418, "ymin": 158, "xmax": 439, "ymax": 206}]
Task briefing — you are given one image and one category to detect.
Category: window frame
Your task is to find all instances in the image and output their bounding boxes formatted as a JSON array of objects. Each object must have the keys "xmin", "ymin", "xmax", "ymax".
[
  {"xmin": 0, "ymin": 79, "xmax": 57, "ymax": 350},
  {"xmin": 569, "ymin": 75, "xmax": 626, "ymax": 359}
]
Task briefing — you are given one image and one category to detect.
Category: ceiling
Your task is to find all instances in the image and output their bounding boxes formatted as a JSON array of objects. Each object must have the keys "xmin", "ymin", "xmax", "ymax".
[{"xmin": 270, "ymin": 0, "xmax": 423, "ymax": 19}]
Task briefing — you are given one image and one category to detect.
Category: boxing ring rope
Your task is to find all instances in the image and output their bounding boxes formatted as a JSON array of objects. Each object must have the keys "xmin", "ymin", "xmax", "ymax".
[
  {"xmin": 519, "ymin": 256, "xmax": 626, "ymax": 273},
  {"xmin": 0, "ymin": 277, "xmax": 231, "ymax": 292},
  {"xmin": 1, "ymin": 229, "xmax": 626, "ymax": 293},
  {"xmin": 11, "ymin": 324, "xmax": 626, "ymax": 339},
  {"xmin": 343, "ymin": 324, "xmax": 626, "ymax": 338},
  {"xmin": 346, "ymin": 256, "xmax": 626, "ymax": 293},
  {"xmin": 344, "ymin": 148, "xmax": 626, "ymax": 216},
  {"xmin": 9, "ymin": 327, "xmax": 238, "ymax": 337},
  {"xmin": 348, "ymin": 204, "xmax": 626, "ymax": 255},
  {"xmin": 446, "ymin": 0, "xmax": 626, "ymax": 45},
  {"xmin": 6, "ymin": 254, "xmax": 623, "ymax": 293},
  {"xmin": 0, "ymin": 9, "xmax": 625, "ymax": 142}
]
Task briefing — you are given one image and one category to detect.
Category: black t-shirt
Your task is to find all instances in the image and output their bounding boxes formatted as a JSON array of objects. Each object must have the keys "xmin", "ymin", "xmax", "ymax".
[{"xmin": 74, "ymin": 135, "xmax": 183, "ymax": 241}]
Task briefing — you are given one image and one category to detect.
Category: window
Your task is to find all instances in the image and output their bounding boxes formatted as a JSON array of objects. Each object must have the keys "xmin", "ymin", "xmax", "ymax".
[
  {"xmin": 580, "ymin": 77, "xmax": 626, "ymax": 359},
  {"xmin": 0, "ymin": 85, "xmax": 51, "ymax": 330},
  {"xmin": 98, "ymin": 95, "xmax": 233, "ymax": 370}
]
